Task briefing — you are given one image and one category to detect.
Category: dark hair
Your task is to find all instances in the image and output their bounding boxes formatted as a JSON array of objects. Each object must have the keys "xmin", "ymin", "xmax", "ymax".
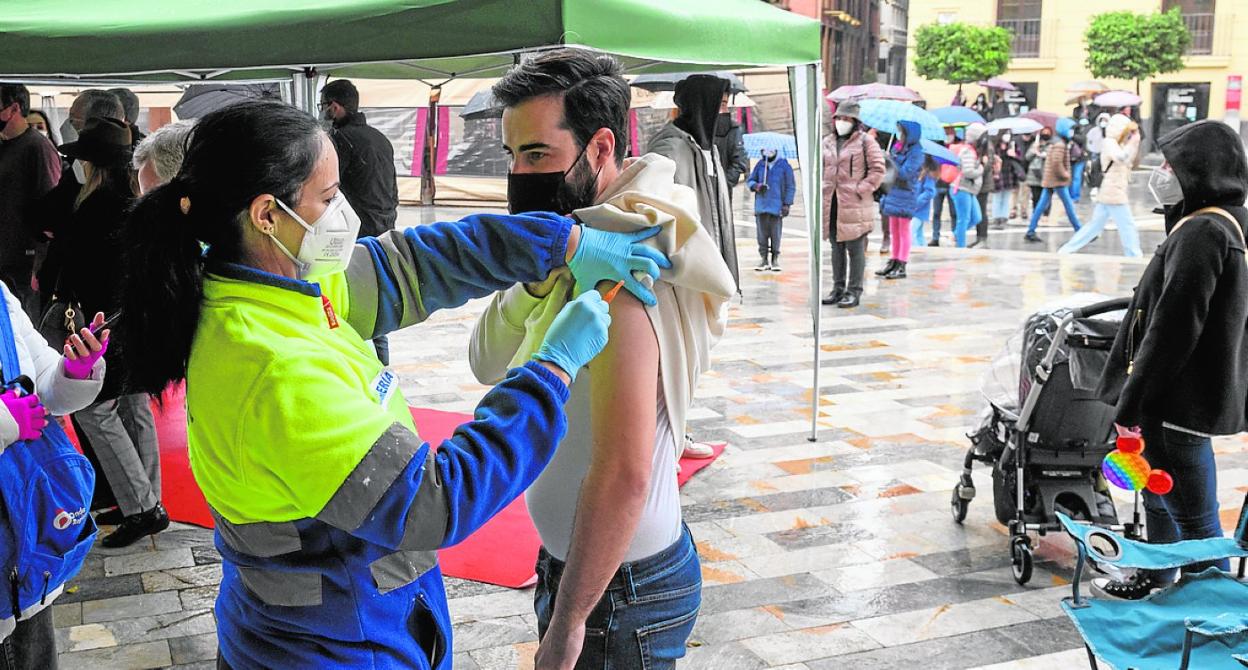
[
  {"xmin": 26, "ymin": 109, "xmax": 59, "ymax": 144},
  {"xmin": 0, "ymin": 84, "xmax": 31, "ymax": 116},
  {"xmin": 321, "ymin": 80, "xmax": 360, "ymax": 113},
  {"xmin": 74, "ymin": 89, "xmax": 125, "ymax": 122},
  {"xmin": 107, "ymin": 88, "xmax": 141, "ymax": 123},
  {"xmin": 118, "ymin": 101, "xmax": 323, "ymax": 395},
  {"xmin": 492, "ymin": 49, "xmax": 631, "ymax": 164}
]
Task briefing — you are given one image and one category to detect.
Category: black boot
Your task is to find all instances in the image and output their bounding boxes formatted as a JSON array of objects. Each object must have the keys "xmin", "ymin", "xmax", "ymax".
[
  {"xmin": 884, "ymin": 261, "xmax": 907, "ymax": 280},
  {"xmin": 927, "ymin": 238, "xmax": 940, "ymax": 247},
  {"xmin": 837, "ymin": 293, "xmax": 860, "ymax": 309},
  {"xmin": 821, "ymin": 289, "xmax": 845, "ymax": 305},
  {"xmin": 770, "ymin": 254, "xmax": 782, "ymax": 272},
  {"xmin": 102, "ymin": 503, "xmax": 170, "ymax": 548},
  {"xmin": 874, "ymin": 260, "xmax": 897, "ymax": 277}
]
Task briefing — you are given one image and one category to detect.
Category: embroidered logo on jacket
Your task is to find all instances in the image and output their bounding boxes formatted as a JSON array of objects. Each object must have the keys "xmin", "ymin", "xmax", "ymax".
[
  {"xmin": 372, "ymin": 369, "xmax": 397, "ymax": 407},
  {"xmin": 53, "ymin": 507, "xmax": 88, "ymax": 531}
]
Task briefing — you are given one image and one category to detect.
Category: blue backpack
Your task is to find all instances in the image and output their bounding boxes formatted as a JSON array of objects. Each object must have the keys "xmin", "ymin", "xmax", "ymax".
[{"xmin": 0, "ymin": 288, "xmax": 96, "ymax": 637}]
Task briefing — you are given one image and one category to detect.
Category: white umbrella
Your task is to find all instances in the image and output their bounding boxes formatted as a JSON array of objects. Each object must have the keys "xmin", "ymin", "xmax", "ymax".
[{"xmin": 988, "ymin": 117, "xmax": 1045, "ymax": 135}]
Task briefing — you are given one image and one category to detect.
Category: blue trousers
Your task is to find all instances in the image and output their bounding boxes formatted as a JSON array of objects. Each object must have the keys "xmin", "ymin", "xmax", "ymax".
[
  {"xmin": 1140, "ymin": 420, "xmax": 1229, "ymax": 583},
  {"xmin": 1070, "ymin": 161, "xmax": 1087, "ymax": 201},
  {"xmin": 1058, "ymin": 204, "xmax": 1142, "ymax": 257},
  {"xmin": 951, "ymin": 190, "xmax": 981, "ymax": 248},
  {"xmin": 1027, "ymin": 186, "xmax": 1081, "ymax": 235},
  {"xmin": 932, "ymin": 186, "xmax": 955, "ymax": 237},
  {"xmin": 535, "ymin": 526, "xmax": 701, "ymax": 669},
  {"xmin": 911, "ymin": 217, "xmax": 928, "ymax": 246}
]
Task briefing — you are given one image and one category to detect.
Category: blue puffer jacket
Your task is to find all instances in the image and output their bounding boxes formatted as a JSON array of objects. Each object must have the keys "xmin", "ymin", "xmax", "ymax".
[
  {"xmin": 746, "ymin": 156, "xmax": 796, "ymax": 216},
  {"xmin": 881, "ymin": 120, "xmax": 926, "ymax": 217}
]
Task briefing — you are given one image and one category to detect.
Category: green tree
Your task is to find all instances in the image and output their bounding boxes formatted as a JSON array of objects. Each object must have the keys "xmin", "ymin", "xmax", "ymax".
[
  {"xmin": 913, "ymin": 22, "xmax": 1012, "ymax": 93},
  {"xmin": 1084, "ymin": 9, "xmax": 1190, "ymax": 95}
]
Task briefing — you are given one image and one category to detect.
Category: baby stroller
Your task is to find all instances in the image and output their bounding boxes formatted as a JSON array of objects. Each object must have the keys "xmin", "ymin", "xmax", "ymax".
[{"xmin": 951, "ymin": 296, "xmax": 1132, "ymax": 584}]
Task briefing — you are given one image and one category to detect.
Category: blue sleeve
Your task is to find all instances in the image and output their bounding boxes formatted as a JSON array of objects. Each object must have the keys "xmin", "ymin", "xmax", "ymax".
[
  {"xmin": 345, "ymin": 212, "xmax": 573, "ymax": 338},
  {"xmin": 783, "ymin": 163, "xmax": 797, "ymax": 206},
  {"xmin": 746, "ymin": 161, "xmax": 763, "ymax": 189},
  {"xmin": 897, "ymin": 149, "xmax": 924, "ymax": 186},
  {"xmin": 349, "ymin": 361, "xmax": 570, "ymax": 551}
]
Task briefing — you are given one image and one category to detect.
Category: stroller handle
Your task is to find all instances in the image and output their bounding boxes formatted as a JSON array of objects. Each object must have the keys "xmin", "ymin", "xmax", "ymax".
[{"xmin": 1072, "ymin": 298, "xmax": 1131, "ymax": 319}]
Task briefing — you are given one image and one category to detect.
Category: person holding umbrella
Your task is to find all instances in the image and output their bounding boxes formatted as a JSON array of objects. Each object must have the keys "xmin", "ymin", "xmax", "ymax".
[
  {"xmin": 747, "ymin": 147, "xmax": 795, "ymax": 272},
  {"xmin": 878, "ymin": 120, "xmax": 925, "ymax": 280}
]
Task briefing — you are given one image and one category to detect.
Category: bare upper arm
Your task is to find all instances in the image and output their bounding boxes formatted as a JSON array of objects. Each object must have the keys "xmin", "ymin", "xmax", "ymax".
[{"xmin": 586, "ymin": 286, "xmax": 660, "ymax": 479}]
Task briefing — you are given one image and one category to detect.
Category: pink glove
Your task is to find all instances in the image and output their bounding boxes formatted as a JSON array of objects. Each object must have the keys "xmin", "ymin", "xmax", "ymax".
[
  {"xmin": 1, "ymin": 390, "xmax": 48, "ymax": 442},
  {"xmin": 63, "ymin": 335, "xmax": 108, "ymax": 380}
]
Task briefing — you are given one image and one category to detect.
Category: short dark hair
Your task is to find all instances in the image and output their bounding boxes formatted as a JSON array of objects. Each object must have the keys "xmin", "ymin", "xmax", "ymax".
[
  {"xmin": 321, "ymin": 80, "xmax": 359, "ymax": 113},
  {"xmin": 0, "ymin": 84, "xmax": 31, "ymax": 116},
  {"xmin": 108, "ymin": 88, "xmax": 141, "ymax": 123},
  {"xmin": 492, "ymin": 49, "xmax": 631, "ymax": 164}
]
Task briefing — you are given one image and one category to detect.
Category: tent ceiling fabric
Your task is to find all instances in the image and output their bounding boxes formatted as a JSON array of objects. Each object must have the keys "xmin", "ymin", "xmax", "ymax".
[{"xmin": 0, "ymin": 0, "xmax": 820, "ymax": 84}]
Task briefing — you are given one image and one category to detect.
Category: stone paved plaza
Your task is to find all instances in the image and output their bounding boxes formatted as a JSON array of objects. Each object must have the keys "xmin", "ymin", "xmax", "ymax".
[{"xmin": 52, "ymin": 187, "xmax": 1248, "ymax": 669}]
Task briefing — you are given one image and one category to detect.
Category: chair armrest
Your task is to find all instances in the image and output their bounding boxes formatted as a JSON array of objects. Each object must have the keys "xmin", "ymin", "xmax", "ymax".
[{"xmin": 1187, "ymin": 613, "xmax": 1248, "ymax": 640}]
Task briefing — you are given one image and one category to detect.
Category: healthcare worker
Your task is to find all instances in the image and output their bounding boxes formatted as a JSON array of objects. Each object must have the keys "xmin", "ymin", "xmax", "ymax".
[{"xmin": 115, "ymin": 101, "xmax": 670, "ymax": 669}]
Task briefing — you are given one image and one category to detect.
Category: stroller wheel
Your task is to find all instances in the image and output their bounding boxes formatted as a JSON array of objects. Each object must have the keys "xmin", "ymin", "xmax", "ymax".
[
  {"xmin": 1010, "ymin": 536, "xmax": 1034, "ymax": 585},
  {"xmin": 950, "ymin": 486, "xmax": 970, "ymax": 524}
]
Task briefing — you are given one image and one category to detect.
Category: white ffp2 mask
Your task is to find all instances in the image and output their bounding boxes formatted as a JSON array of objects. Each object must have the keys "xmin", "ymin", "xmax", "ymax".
[
  {"xmin": 271, "ymin": 193, "xmax": 361, "ymax": 280},
  {"xmin": 835, "ymin": 120, "xmax": 854, "ymax": 137}
]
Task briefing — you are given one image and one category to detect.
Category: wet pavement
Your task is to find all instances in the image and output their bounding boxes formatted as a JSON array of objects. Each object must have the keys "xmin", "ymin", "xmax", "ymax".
[{"xmin": 53, "ymin": 174, "xmax": 1248, "ymax": 668}]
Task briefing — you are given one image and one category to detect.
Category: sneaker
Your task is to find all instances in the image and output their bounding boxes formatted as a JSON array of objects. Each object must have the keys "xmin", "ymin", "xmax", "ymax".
[
  {"xmin": 682, "ymin": 434, "xmax": 716, "ymax": 459},
  {"xmin": 102, "ymin": 503, "xmax": 170, "ymax": 549},
  {"xmin": 754, "ymin": 260, "xmax": 771, "ymax": 272},
  {"xmin": 884, "ymin": 261, "xmax": 907, "ymax": 280},
  {"xmin": 836, "ymin": 293, "xmax": 860, "ymax": 309},
  {"xmin": 1090, "ymin": 572, "xmax": 1162, "ymax": 601},
  {"xmin": 1024, "ymin": 233, "xmax": 1043, "ymax": 243}
]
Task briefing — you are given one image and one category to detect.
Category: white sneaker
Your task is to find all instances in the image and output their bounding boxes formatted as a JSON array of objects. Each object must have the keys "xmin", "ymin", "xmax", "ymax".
[
  {"xmin": 753, "ymin": 261, "xmax": 771, "ymax": 272},
  {"xmin": 682, "ymin": 434, "xmax": 716, "ymax": 459}
]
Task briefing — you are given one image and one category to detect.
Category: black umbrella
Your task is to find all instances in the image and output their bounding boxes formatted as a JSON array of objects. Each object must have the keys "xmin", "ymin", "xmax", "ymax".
[
  {"xmin": 173, "ymin": 83, "xmax": 282, "ymax": 119},
  {"xmin": 631, "ymin": 71, "xmax": 747, "ymax": 94},
  {"xmin": 459, "ymin": 90, "xmax": 503, "ymax": 120}
]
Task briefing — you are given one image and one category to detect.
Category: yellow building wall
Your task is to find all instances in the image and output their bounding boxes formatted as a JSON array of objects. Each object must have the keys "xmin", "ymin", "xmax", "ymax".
[{"xmin": 905, "ymin": 0, "xmax": 1246, "ymax": 119}]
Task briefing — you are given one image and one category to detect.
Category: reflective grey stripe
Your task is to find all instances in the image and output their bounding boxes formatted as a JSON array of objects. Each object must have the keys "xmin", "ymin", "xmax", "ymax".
[
  {"xmin": 369, "ymin": 550, "xmax": 438, "ymax": 594},
  {"xmin": 346, "ymin": 233, "xmax": 430, "ymax": 338},
  {"xmin": 210, "ymin": 507, "xmax": 301, "ymax": 558},
  {"xmin": 397, "ymin": 449, "xmax": 449, "ymax": 551},
  {"xmin": 318, "ymin": 423, "xmax": 423, "ymax": 532},
  {"xmin": 238, "ymin": 567, "xmax": 322, "ymax": 607}
]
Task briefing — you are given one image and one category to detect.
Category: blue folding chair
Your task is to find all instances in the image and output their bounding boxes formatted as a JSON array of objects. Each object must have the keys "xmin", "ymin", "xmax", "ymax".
[{"xmin": 1058, "ymin": 497, "xmax": 1248, "ymax": 669}]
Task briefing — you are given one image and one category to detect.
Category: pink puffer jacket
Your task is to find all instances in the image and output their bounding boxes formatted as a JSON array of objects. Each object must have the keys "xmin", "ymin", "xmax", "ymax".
[{"xmin": 821, "ymin": 131, "xmax": 885, "ymax": 241}]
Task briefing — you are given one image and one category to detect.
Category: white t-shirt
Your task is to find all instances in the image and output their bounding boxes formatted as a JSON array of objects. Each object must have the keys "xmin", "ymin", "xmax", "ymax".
[{"xmin": 524, "ymin": 371, "xmax": 681, "ymax": 563}]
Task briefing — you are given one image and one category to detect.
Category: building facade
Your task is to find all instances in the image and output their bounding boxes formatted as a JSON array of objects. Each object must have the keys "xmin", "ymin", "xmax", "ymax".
[
  {"xmin": 905, "ymin": 0, "xmax": 1245, "ymax": 138},
  {"xmin": 770, "ymin": 0, "xmax": 882, "ymax": 91},
  {"xmin": 879, "ymin": 0, "xmax": 910, "ymax": 86}
]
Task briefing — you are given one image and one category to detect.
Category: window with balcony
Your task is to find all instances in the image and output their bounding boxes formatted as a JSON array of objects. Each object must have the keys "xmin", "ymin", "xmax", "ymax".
[
  {"xmin": 1164, "ymin": 0, "xmax": 1215, "ymax": 55},
  {"xmin": 996, "ymin": 0, "xmax": 1042, "ymax": 58}
]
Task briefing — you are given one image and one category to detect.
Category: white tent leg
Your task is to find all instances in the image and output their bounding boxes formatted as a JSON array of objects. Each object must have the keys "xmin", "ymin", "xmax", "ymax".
[
  {"xmin": 290, "ymin": 69, "xmax": 326, "ymax": 116},
  {"xmin": 788, "ymin": 63, "xmax": 824, "ymax": 442}
]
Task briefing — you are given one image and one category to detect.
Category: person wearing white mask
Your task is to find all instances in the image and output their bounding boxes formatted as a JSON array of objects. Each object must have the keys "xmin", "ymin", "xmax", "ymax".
[
  {"xmin": 820, "ymin": 101, "xmax": 885, "ymax": 308},
  {"xmin": 113, "ymin": 100, "xmax": 669, "ymax": 669},
  {"xmin": 1092, "ymin": 119, "xmax": 1248, "ymax": 600},
  {"xmin": 1059, "ymin": 114, "xmax": 1142, "ymax": 257}
]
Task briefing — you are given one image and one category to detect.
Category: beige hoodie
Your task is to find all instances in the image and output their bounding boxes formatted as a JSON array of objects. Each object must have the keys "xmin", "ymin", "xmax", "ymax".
[{"xmin": 468, "ymin": 152, "xmax": 736, "ymax": 454}]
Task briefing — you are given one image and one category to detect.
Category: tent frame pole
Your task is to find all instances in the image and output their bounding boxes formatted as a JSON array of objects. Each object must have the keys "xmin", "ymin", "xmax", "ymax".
[{"xmin": 788, "ymin": 63, "xmax": 824, "ymax": 443}]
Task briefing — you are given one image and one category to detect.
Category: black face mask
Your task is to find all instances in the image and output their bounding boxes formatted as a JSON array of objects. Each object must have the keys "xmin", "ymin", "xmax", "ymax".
[{"xmin": 507, "ymin": 143, "xmax": 601, "ymax": 215}]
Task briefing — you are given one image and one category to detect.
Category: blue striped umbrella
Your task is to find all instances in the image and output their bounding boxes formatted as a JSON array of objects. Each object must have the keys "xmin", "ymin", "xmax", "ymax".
[
  {"xmin": 856, "ymin": 99, "xmax": 945, "ymax": 141},
  {"xmin": 742, "ymin": 132, "xmax": 798, "ymax": 160},
  {"xmin": 930, "ymin": 106, "xmax": 985, "ymax": 127}
]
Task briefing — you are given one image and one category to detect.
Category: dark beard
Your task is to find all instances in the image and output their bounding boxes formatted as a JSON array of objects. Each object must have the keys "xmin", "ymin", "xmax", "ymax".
[{"xmin": 554, "ymin": 152, "xmax": 600, "ymax": 214}]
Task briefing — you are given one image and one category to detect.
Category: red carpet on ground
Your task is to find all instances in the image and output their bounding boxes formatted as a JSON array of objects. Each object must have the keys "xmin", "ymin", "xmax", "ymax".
[{"xmin": 99, "ymin": 395, "xmax": 723, "ymax": 589}]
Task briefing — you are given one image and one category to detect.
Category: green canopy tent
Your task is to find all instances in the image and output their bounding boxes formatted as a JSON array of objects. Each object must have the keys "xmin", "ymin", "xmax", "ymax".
[{"xmin": 1, "ymin": 0, "xmax": 830, "ymax": 441}]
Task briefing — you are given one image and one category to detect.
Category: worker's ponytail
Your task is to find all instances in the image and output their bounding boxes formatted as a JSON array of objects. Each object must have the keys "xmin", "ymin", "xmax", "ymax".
[{"xmin": 118, "ymin": 101, "xmax": 322, "ymax": 395}]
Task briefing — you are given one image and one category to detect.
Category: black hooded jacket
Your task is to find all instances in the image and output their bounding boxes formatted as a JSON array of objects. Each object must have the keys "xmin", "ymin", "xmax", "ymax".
[
  {"xmin": 714, "ymin": 114, "xmax": 749, "ymax": 188},
  {"xmin": 673, "ymin": 75, "xmax": 728, "ymax": 151},
  {"xmin": 329, "ymin": 111, "xmax": 399, "ymax": 238},
  {"xmin": 1096, "ymin": 120, "xmax": 1248, "ymax": 434}
]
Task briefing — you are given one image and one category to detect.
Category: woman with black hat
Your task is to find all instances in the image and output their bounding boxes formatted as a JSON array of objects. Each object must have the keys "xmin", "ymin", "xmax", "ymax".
[{"xmin": 40, "ymin": 116, "xmax": 169, "ymax": 548}]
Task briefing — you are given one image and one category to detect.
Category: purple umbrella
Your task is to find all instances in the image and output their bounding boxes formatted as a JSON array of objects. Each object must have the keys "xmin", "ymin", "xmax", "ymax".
[
  {"xmin": 827, "ymin": 83, "xmax": 923, "ymax": 103},
  {"xmin": 1021, "ymin": 110, "xmax": 1060, "ymax": 130},
  {"xmin": 978, "ymin": 77, "xmax": 1018, "ymax": 91},
  {"xmin": 1094, "ymin": 90, "xmax": 1142, "ymax": 108}
]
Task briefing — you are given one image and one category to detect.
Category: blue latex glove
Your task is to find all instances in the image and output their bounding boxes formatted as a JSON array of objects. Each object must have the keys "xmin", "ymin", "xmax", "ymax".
[
  {"xmin": 532, "ymin": 291, "xmax": 612, "ymax": 383},
  {"xmin": 568, "ymin": 226, "xmax": 671, "ymax": 307}
]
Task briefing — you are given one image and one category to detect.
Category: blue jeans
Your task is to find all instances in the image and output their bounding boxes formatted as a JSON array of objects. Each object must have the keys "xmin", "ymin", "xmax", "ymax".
[
  {"xmin": 1058, "ymin": 204, "xmax": 1142, "ymax": 257},
  {"xmin": 535, "ymin": 526, "xmax": 702, "ymax": 669},
  {"xmin": 1027, "ymin": 186, "xmax": 1081, "ymax": 235},
  {"xmin": 911, "ymin": 217, "xmax": 928, "ymax": 246},
  {"xmin": 1070, "ymin": 161, "xmax": 1087, "ymax": 201},
  {"xmin": 989, "ymin": 190, "xmax": 1011, "ymax": 221},
  {"xmin": 0, "ymin": 607, "xmax": 56, "ymax": 670},
  {"xmin": 1140, "ymin": 420, "xmax": 1229, "ymax": 584},
  {"xmin": 951, "ymin": 190, "xmax": 981, "ymax": 248}
]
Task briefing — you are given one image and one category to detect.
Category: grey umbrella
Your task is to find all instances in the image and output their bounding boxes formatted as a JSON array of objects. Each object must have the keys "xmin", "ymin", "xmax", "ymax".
[
  {"xmin": 173, "ymin": 83, "xmax": 282, "ymax": 119},
  {"xmin": 631, "ymin": 71, "xmax": 747, "ymax": 94},
  {"xmin": 459, "ymin": 90, "xmax": 503, "ymax": 120}
]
